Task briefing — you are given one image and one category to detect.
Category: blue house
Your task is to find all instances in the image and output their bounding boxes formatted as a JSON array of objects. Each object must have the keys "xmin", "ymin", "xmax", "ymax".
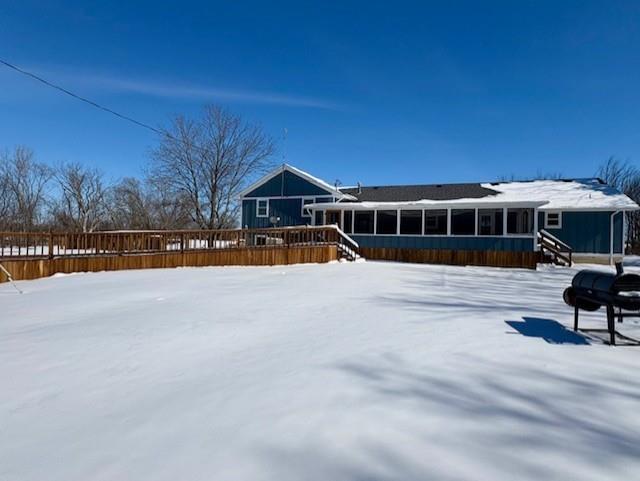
[{"xmin": 240, "ymin": 164, "xmax": 639, "ymax": 267}]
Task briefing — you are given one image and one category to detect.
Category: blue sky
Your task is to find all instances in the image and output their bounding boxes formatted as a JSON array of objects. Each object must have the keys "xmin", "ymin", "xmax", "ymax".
[{"xmin": 1, "ymin": 0, "xmax": 639, "ymax": 186}]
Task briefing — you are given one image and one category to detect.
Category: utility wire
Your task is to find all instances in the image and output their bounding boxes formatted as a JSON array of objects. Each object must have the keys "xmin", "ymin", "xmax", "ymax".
[{"xmin": 0, "ymin": 58, "xmax": 164, "ymax": 135}]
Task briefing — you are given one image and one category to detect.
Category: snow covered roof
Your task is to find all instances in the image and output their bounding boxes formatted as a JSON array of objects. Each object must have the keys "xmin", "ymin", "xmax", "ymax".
[
  {"xmin": 332, "ymin": 178, "xmax": 638, "ymax": 211},
  {"xmin": 484, "ymin": 178, "xmax": 639, "ymax": 211},
  {"xmin": 238, "ymin": 164, "xmax": 355, "ymax": 199}
]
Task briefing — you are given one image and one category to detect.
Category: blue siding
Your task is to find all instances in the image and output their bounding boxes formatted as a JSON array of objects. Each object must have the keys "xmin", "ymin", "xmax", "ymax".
[
  {"xmin": 539, "ymin": 211, "xmax": 624, "ymax": 254},
  {"xmin": 351, "ymin": 235, "xmax": 534, "ymax": 252},
  {"xmin": 242, "ymin": 198, "xmax": 311, "ymax": 228},
  {"xmin": 244, "ymin": 170, "xmax": 331, "ymax": 198}
]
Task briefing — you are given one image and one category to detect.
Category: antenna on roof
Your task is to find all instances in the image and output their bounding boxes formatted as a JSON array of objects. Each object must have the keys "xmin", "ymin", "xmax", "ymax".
[
  {"xmin": 334, "ymin": 179, "xmax": 342, "ymax": 189},
  {"xmin": 357, "ymin": 181, "xmax": 362, "ymax": 194}
]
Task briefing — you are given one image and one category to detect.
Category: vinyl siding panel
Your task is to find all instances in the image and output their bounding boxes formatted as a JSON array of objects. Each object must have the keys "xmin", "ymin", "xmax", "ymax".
[
  {"xmin": 350, "ymin": 235, "xmax": 534, "ymax": 252},
  {"xmin": 244, "ymin": 170, "xmax": 332, "ymax": 197},
  {"xmin": 539, "ymin": 211, "xmax": 624, "ymax": 254},
  {"xmin": 242, "ymin": 198, "xmax": 311, "ymax": 228}
]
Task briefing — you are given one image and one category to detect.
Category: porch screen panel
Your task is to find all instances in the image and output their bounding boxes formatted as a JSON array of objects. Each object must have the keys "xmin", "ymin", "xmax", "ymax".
[
  {"xmin": 424, "ymin": 210, "xmax": 447, "ymax": 235},
  {"xmin": 376, "ymin": 210, "xmax": 398, "ymax": 235},
  {"xmin": 344, "ymin": 211, "xmax": 353, "ymax": 234},
  {"xmin": 507, "ymin": 208, "xmax": 534, "ymax": 234},
  {"xmin": 400, "ymin": 210, "xmax": 422, "ymax": 235},
  {"xmin": 478, "ymin": 209, "xmax": 504, "ymax": 236},
  {"xmin": 354, "ymin": 211, "xmax": 374, "ymax": 234},
  {"xmin": 451, "ymin": 209, "xmax": 475, "ymax": 235}
]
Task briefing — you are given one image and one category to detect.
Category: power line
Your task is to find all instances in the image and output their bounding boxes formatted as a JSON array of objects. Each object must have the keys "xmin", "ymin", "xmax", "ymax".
[{"xmin": 0, "ymin": 58, "xmax": 164, "ymax": 135}]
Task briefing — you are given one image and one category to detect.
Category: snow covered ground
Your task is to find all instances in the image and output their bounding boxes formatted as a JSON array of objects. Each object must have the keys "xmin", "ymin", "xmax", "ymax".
[{"xmin": 1, "ymin": 261, "xmax": 640, "ymax": 481}]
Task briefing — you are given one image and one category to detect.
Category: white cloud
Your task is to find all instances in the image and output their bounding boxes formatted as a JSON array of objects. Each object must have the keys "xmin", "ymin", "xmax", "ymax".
[{"xmin": 58, "ymin": 69, "xmax": 343, "ymax": 110}]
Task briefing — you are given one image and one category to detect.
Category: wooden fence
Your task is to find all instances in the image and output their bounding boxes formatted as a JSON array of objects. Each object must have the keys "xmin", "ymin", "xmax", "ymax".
[
  {"xmin": 0, "ymin": 227, "xmax": 343, "ymax": 283},
  {"xmin": 0, "ymin": 226, "xmax": 343, "ymax": 260}
]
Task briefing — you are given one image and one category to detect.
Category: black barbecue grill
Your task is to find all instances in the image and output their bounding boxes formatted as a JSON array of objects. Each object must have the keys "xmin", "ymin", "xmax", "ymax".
[{"xmin": 563, "ymin": 262, "xmax": 640, "ymax": 345}]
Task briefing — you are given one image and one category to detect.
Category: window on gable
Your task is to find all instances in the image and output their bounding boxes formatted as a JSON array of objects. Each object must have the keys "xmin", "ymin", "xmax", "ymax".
[
  {"xmin": 545, "ymin": 211, "xmax": 562, "ymax": 229},
  {"xmin": 256, "ymin": 199, "xmax": 269, "ymax": 217}
]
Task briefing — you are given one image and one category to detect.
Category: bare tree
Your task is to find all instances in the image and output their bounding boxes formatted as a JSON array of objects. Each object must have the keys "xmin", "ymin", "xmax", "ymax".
[
  {"xmin": 108, "ymin": 177, "xmax": 153, "ymax": 230},
  {"xmin": 149, "ymin": 105, "xmax": 275, "ymax": 229},
  {"xmin": 0, "ymin": 146, "xmax": 52, "ymax": 230},
  {"xmin": 145, "ymin": 177, "xmax": 192, "ymax": 229},
  {"xmin": 0, "ymin": 161, "xmax": 12, "ymax": 229},
  {"xmin": 52, "ymin": 162, "xmax": 109, "ymax": 232},
  {"xmin": 596, "ymin": 157, "xmax": 640, "ymax": 252}
]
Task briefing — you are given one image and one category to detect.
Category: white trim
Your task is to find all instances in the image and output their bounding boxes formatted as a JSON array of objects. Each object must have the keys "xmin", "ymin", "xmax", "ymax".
[
  {"xmin": 539, "ymin": 206, "xmax": 640, "ymax": 212},
  {"xmin": 349, "ymin": 234, "xmax": 535, "ymax": 240},
  {"xmin": 474, "ymin": 208, "xmax": 479, "ymax": 236},
  {"xmin": 301, "ymin": 198, "xmax": 314, "ymax": 218},
  {"xmin": 533, "ymin": 207, "xmax": 540, "ymax": 251},
  {"xmin": 610, "ymin": 210, "xmax": 622, "ymax": 265},
  {"xmin": 238, "ymin": 164, "xmax": 351, "ymax": 199},
  {"xmin": 256, "ymin": 198, "xmax": 269, "ymax": 218},
  {"xmin": 304, "ymin": 200, "xmax": 546, "ymax": 210},
  {"xmin": 544, "ymin": 211, "xmax": 562, "ymax": 229}
]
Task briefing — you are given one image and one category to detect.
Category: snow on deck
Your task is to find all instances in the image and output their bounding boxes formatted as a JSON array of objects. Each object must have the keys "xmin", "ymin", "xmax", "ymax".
[{"xmin": 1, "ymin": 262, "xmax": 640, "ymax": 481}]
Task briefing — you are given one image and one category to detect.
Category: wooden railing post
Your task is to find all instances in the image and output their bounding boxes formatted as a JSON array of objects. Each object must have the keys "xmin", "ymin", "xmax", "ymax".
[{"xmin": 48, "ymin": 231, "xmax": 53, "ymax": 260}]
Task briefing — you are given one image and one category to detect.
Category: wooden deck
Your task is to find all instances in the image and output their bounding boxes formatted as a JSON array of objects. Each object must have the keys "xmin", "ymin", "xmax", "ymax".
[{"xmin": 0, "ymin": 227, "xmax": 342, "ymax": 283}]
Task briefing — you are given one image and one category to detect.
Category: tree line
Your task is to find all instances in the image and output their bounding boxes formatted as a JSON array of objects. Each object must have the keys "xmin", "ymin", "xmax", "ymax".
[
  {"xmin": 2, "ymin": 104, "xmax": 640, "ymax": 250},
  {"xmin": 596, "ymin": 157, "xmax": 640, "ymax": 252},
  {"xmin": 0, "ymin": 105, "xmax": 274, "ymax": 232}
]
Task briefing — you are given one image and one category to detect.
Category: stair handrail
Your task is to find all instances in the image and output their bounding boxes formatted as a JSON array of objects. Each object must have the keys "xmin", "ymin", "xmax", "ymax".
[
  {"xmin": 331, "ymin": 225, "xmax": 360, "ymax": 250},
  {"xmin": 538, "ymin": 229, "xmax": 572, "ymax": 251},
  {"xmin": 538, "ymin": 229, "xmax": 573, "ymax": 265}
]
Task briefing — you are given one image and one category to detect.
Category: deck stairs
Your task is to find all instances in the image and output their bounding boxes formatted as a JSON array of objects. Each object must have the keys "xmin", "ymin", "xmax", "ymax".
[{"xmin": 538, "ymin": 229, "xmax": 573, "ymax": 266}]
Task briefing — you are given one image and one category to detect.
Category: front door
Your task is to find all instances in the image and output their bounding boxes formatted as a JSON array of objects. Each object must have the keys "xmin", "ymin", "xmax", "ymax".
[{"xmin": 326, "ymin": 210, "xmax": 342, "ymax": 229}]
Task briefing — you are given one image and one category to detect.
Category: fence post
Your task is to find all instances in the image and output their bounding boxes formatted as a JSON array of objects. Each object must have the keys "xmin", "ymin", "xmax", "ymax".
[{"xmin": 48, "ymin": 231, "xmax": 53, "ymax": 260}]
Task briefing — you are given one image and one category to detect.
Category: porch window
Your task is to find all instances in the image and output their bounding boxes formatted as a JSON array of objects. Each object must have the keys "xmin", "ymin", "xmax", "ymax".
[
  {"xmin": 354, "ymin": 211, "xmax": 374, "ymax": 234},
  {"xmin": 376, "ymin": 210, "xmax": 398, "ymax": 235},
  {"xmin": 344, "ymin": 210, "xmax": 353, "ymax": 234},
  {"xmin": 424, "ymin": 210, "xmax": 447, "ymax": 235},
  {"xmin": 545, "ymin": 211, "xmax": 562, "ymax": 229},
  {"xmin": 451, "ymin": 209, "xmax": 475, "ymax": 235},
  {"xmin": 507, "ymin": 208, "xmax": 534, "ymax": 234},
  {"xmin": 400, "ymin": 210, "xmax": 422, "ymax": 235},
  {"xmin": 478, "ymin": 209, "xmax": 504, "ymax": 236},
  {"xmin": 257, "ymin": 199, "xmax": 269, "ymax": 217}
]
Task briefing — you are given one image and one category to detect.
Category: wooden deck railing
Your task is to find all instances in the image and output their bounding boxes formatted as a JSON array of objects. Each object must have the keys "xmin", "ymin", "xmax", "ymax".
[
  {"xmin": 538, "ymin": 229, "xmax": 573, "ymax": 266},
  {"xmin": 0, "ymin": 226, "xmax": 344, "ymax": 260}
]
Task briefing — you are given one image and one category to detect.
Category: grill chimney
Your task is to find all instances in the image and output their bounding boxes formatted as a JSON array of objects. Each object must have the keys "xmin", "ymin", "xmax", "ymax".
[{"xmin": 615, "ymin": 261, "xmax": 624, "ymax": 276}]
